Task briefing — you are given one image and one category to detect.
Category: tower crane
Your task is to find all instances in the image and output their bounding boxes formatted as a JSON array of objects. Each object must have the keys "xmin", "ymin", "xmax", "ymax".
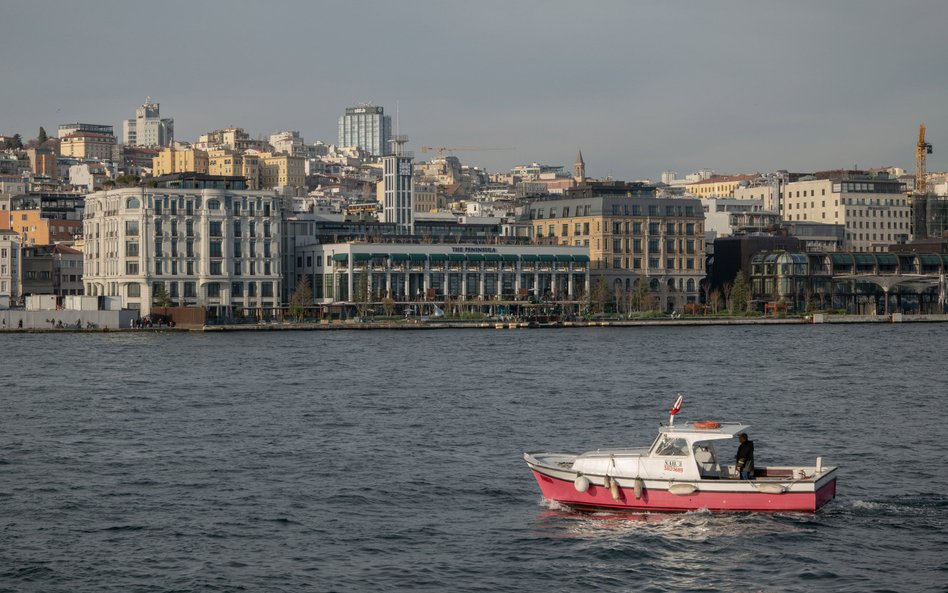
[
  {"xmin": 419, "ymin": 145, "xmax": 515, "ymax": 174},
  {"xmin": 916, "ymin": 123, "xmax": 933, "ymax": 195}
]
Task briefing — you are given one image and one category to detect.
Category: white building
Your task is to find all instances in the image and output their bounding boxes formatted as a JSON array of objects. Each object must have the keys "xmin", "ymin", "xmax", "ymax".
[
  {"xmin": 0, "ymin": 230, "xmax": 19, "ymax": 305},
  {"xmin": 82, "ymin": 181, "xmax": 285, "ymax": 316},
  {"xmin": 779, "ymin": 176, "xmax": 910, "ymax": 252},
  {"xmin": 269, "ymin": 131, "xmax": 305, "ymax": 156},
  {"xmin": 701, "ymin": 197, "xmax": 779, "ymax": 241},
  {"xmin": 382, "ymin": 136, "xmax": 413, "ymax": 233},
  {"xmin": 123, "ymin": 98, "xmax": 174, "ymax": 147}
]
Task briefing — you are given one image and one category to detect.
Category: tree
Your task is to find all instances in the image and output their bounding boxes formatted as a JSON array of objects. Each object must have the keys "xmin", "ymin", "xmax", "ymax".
[
  {"xmin": 4, "ymin": 133, "xmax": 23, "ymax": 150},
  {"xmin": 288, "ymin": 277, "xmax": 314, "ymax": 321},
  {"xmin": 153, "ymin": 284, "xmax": 173, "ymax": 308},
  {"xmin": 591, "ymin": 275, "xmax": 610, "ymax": 315},
  {"xmin": 382, "ymin": 295, "xmax": 396, "ymax": 317},
  {"xmin": 730, "ymin": 272, "xmax": 750, "ymax": 314},
  {"xmin": 708, "ymin": 289, "xmax": 722, "ymax": 314},
  {"xmin": 37, "ymin": 127, "xmax": 47, "ymax": 144},
  {"xmin": 722, "ymin": 281, "xmax": 733, "ymax": 313},
  {"xmin": 630, "ymin": 280, "xmax": 650, "ymax": 312}
]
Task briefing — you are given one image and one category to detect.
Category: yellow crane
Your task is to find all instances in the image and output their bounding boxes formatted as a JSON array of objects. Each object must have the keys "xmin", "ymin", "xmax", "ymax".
[{"xmin": 916, "ymin": 123, "xmax": 933, "ymax": 195}]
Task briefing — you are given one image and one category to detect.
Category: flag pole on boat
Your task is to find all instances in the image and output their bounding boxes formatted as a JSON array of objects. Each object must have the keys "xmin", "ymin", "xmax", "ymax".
[{"xmin": 669, "ymin": 393, "xmax": 683, "ymax": 426}]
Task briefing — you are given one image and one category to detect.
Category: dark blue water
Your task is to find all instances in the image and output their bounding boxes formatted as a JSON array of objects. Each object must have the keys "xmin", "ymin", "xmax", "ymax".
[{"xmin": 2, "ymin": 325, "xmax": 947, "ymax": 592}]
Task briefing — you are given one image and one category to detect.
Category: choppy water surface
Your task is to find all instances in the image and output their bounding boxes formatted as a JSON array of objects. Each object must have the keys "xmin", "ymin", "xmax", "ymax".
[{"xmin": 2, "ymin": 325, "xmax": 947, "ymax": 592}]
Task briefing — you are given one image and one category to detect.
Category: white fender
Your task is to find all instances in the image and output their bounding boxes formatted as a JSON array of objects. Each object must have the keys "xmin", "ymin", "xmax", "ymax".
[
  {"xmin": 758, "ymin": 483, "xmax": 787, "ymax": 494},
  {"xmin": 668, "ymin": 483, "xmax": 698, "ymax": 495},
  {"xmin": 574, "ymin": 475, "xmax": 590, "ymax": 493},
  {"xmin": 609, "ymin": 478, "xmax": 621, "ymax": 501},
  {"xmin": 634, "ymin": 478, "xmax": 644, "ymax": 500}
]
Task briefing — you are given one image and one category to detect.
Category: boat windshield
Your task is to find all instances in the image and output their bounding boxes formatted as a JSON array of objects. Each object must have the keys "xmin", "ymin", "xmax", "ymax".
[{"xmin": 653, "ymin": 435, "xmax": 689, "ymax": 456}]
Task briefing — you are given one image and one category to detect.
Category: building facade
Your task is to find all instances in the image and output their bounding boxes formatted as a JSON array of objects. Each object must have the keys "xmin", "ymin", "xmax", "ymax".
[
  {"xmin": 20, "ymin": 243, "xmax": 83, "ymax": 297},
  {"xmin": 382, "ymin": 137, "xmax": 414, "ymax": 233},
  {"xmin": 82, "ymin": 183, "xmax": 285, "ymax": 316},
  {"xmin": 527, "ymin": 183, "xmax": 706, "ymax": 309},
  {"xmin": 60, "ymin": 131, "xmax": 116, "ymax": 161},
  {"xmin": 338, "ymin": 104, "xmax": 392, "ymax": 156},
  {"xmin": 293, "ymin": 242, "xmax": 589, "ymax": 307},
  {"xmin": 780, "ymin": 176, "xmax": 910, "ymax": 252},
  {"xmin": 123, "ymin": 98, "xmax": 174, "ymax": 147},
  {"xmin": 208, "ymin": 149, "xmax": 260, "ymax": 189},
  {"xmin": 258, "ymin": 152, "xmax": 305, "ymax": 189},
  {"xmin": 0, "ymin": 229, "xmax": 18, "ymax": 302},
  {"xmin": 152, "ymin": 147, "xmax": 210, "ymax": 177}
]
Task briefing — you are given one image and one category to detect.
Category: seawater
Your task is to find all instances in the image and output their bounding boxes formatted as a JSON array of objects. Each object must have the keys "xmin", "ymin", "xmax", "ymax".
[{"xmin": 1, "ymin": 325, "xmax": 946, "ymax": 592}]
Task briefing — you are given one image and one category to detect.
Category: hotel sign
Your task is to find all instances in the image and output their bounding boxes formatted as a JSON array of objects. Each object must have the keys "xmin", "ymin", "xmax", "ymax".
[{"xmin": 451, "ymin": 246, "xmax": 498, "ymax": 253}]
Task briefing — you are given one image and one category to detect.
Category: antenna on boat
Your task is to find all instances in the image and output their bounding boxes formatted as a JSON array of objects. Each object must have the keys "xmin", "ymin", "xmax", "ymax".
[{"xmin": 669, "ymin": 393, "xmax": 683, "ymax": 426}]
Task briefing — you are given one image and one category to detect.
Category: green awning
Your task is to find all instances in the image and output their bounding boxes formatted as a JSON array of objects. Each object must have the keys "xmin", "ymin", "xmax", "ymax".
[
  {"xmin": 409, "ymin": 253, "xmax": 428, "ymax": 262},
  {"xmin": 429, "ymin": 253, "xmax": 449, "ymax": 262},
  {"xmin": 919, "ymin": 254, "xmax": 941, "ymax": 265},
  {"xmin": 875, "ymin": 254, "xmax": 897, "ymax": 265},
  {"xmin": 538, "ymin": 254, "xmax": 556, "ymax": 262},
  {"xmin": 853, "ymin": 254, "xmax": 875, "ymax": 265},
  {"xmin": 466, "ymin": 254, "xmax": 485, "ymax": 261},
  {"xmin": 370, "ymin": 253, "xmax": 389, "ymax": 259},
  {"xmin": 501, "ymin": 254, "xmax": 519, "ymax": 262},
  {"xmin": 830, "ymin": 254, "xmax": 852, "ymax": 266},
  {"xmin": 447, "ymin": 254, "xmax": 466, "ymax": 261},
  {"xmin": 484, "ymin": 254, "xmax": 503, "ymax": 262},
  {"xmin": 572, "ymin": 254, "xmax": 590, "ymax": 262},
  {"xmin": 389, "ymin": 253, "xmax": 410, "ymax": 262},
  {"xmin": 555, "ymin": 254, "xmax": 572, "ymax": 262},
  {"xmin": 520, "ymin": 254, "xmax": 539, "ymax": 262},
  {"xmin": 352, "ymin": 252, "xmax": 372, "ymax": 261},
  {"xmin": 331, "ymin": 253, "xmax": 349, "ymax": 262}
]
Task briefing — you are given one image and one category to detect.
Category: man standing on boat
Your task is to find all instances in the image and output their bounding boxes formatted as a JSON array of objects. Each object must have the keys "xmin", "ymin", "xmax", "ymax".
[{"xmin": 736, "ymin": 433, "xmax": 754, "ymax": 479}]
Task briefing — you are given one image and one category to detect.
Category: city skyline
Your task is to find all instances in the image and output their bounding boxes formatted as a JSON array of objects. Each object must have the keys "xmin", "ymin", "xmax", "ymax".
[{"xmin": 2, "ymin": 1, "xmax": 947, "ymax": 178}]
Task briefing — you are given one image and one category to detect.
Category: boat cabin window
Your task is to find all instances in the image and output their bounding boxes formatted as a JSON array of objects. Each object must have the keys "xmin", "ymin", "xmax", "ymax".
[{"xmin": 653, "ymin": 435, "xmax": 689, "ymax": 456}]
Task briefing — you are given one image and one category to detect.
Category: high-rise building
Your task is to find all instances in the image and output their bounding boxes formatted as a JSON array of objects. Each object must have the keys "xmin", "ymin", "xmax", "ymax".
[
  {"xmin": 382, "ymin": 136, "xmax": 414, "ymax": 233},
  {"xmin": 338, "ymin": 104, "xmax": 391, "ymax": 156},
  {"xmin": 123, "ymin": 98, "xmax": 174, "ymax": 147}
]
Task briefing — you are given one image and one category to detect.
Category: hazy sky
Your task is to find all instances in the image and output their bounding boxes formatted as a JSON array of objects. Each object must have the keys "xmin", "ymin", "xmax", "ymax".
[{"xmin": 2, "ymin": 1, "xmax": 946, "ymax": 180}]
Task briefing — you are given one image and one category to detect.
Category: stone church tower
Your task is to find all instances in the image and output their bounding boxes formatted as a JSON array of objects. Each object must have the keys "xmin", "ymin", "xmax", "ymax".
[{"xmin": 573, "ymin": 149, "xmax": 586, "ymax": 183}]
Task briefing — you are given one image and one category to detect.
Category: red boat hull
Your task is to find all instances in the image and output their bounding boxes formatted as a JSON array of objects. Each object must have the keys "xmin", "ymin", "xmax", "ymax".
[{"xmin": 532, "ymin": 469, "xmax": 837, "ymax": 513}]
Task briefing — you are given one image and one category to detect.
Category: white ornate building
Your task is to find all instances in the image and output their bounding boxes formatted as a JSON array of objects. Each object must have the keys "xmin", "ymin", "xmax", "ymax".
[{"xmin": 82, "ymin": 180, "xmax": 285, "ymax": 316}]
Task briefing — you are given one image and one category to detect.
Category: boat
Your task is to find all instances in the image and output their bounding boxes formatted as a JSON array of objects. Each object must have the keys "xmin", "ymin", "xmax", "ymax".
[{"xmin": 523, "ymin": 396, "xmax": 838, "ymax": 513}]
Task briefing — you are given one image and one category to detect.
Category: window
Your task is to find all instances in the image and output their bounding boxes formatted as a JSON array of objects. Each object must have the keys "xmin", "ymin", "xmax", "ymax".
[
  {"xmin": 125, "ymin": 220, "xmax": 139, "ymax": 236},
  {"xmin": 263, "ymin": 222, "xmax": 271, "ymax": 238},
  {"xmin": 126, "ymin": 198, "xmax": 140, "ymax": 210},
  {"xmin": 264, "ymin": 262, "xmax": 271, "ymax": 275},
  {"xmin": 583, "ymin": 222, "xmax": 590, "ymax": 235},
  {"xmin": 648, "ymin": 205, "xmax": 658, "ymax": 216},
  {"xmin": 633, "ymin": 258, "xmax": 641, "ymax": 269},
  {"xmin": 234, "ymin": 260, "xmax": 241, "ymax": 275},
  {"xmin": 206, "ymin": 282, "xmax": 220, "ymax": 297},
  {"xmin": 666, "ymin": 223, "xmax": 675, "ymax": 234},
  {"xmin": 666, "ymin": 258, "xmax": 675, "ymax": 269},
  {"xmin": 249, "ymin": 221, "xmax": 256, "ymax": 237},
  {"xmin": 234, "ymin": 220, "xmax": 241, "ymax": 236},
  {"xmin": 686, "ymin": 240, "xmax": 695, "ymax": 254},
  {"xmin": 264, "ymin": 242, "xmax": 271, "ymax": 257},
  {"xmin": 654, "ymin": 436, "xmax": 688, "ymax": 456},
  {"xmin": 186, "ymin": 261, "xmax": 193, "ymax": 275},
  {"xmin": 155, "ymin": 261, "xmax": 162, "ymax": 275},
  {"xmin": 562, "ymin": 224, "xmax": 569, "ymax": 236},
  {"xmin": 234, "ymin": 241, "xmax": 241, "ymax": 257},
  {"xmin": 210, "ymin": 261, "xmax": 222, "ymax": 275},
  {"xmin": 210, "ymin": 241, "xmax": 222, "ymax": 258},
  {"xmin": 186, "ymin": 219, "xmax": 194, "ymax": 237},
  {"xmin": 633, "ymin": 222, "xmax": 642, "ymax": 234},
  {"xmin": 633, "ymin": 239, "xmax": 642, "ymax": 253},
  {"xmin": 648, "ymin": 222, "xmax": 660, "ymax": 235},
  {"xmin": 209, "ymin": 221, "xmax": 222, "ymax": 237},
  {"xmin": 125, "ymin": 241, "xmax": 139, "ymax": 257},
  {"xmin": 186, "ymin": 240, "xmax": 194, "ymax": 258},
  {"xmin": 248, "ymin": 282, "xmax": 257, "ymax": 297},
  {"xmin": 648, "ymin": 239, "xmax": 659, "ymax": 254},
  {"xmin": 612, "ymin": 238, "xmax": 622, "ymax": 252},
  {"xmin": 184, "ymin": 282, "xmax": 196, "ymax": 298},
  {"xmin": 126, "ymin": 261, "xmax": 139, "ymax": 275},
  {"xmin": 686, "ymin": 223, "xmax": 695, "ymax": 235},
  {"xmin": 207, "ymin": 199, "xmax": 221, "ymax": 210},
  {"xmin": 232, "ymin": 281, "xmax": 243, "ymax": 297},
  {"xmin": 262, "ymin": 282, "xmax": 273, "ymax": 297},
  {"xmin": 666, "ymin": 239, "xmax": 676, "ymax": 254}
]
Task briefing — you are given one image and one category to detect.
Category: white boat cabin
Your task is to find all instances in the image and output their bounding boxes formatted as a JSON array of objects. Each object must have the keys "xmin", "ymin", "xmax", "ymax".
[{"xmin": 571, "ymin": 421, "xmax": 750, "ymax": 481}]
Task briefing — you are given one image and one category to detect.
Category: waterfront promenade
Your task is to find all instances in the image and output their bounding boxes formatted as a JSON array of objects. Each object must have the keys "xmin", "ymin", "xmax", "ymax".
[{"xmin": 2, "ymin": 313, "xmax": 948, "ymax": 332}]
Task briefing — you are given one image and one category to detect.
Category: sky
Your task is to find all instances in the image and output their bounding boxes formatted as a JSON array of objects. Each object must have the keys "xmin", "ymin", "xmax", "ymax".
[{"xmin": 2, "ymin": 0, "xmax": 947, "ymax": 180}]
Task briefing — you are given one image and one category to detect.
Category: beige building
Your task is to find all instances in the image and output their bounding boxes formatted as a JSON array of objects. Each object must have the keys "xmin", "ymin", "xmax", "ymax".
[
  {"xmin": 733, "ymin": 184, "xmax": 778, "ymax": 211},
  {"xmin": 153, "ymin": 147, "xmax": 210, "ymax": 177},
  {"xmin": 0, "ymin": 229, "xmax": 19, "ymax": 301},
  {"xmin": 527, "ymin": 183, "xmax": 706, "ymax": 309},
  {"xmin": 257, "ymin": 152, "xmax": 305, "ymax": 189},
  {"xmin": 780, "ymin": 176, "xmax": 910, "ymax": 252},
  {"xmin": 208, "ymin": 149, "xmax": 260, "ymax": 190},
  {"xmin": 60, "ymin": 132, "xmax": 116, "ymax": 161},
  {"xmin": 686, "ymin": 174, "xmax": 756, "ymax": 198}
]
